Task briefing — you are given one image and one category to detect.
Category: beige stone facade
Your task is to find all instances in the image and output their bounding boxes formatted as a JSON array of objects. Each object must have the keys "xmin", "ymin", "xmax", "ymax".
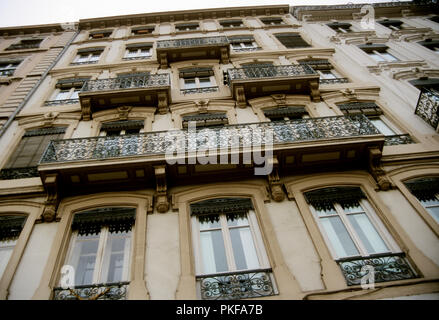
[{"xmin": 0, "ymin": 2, "xmax": 438, "ymax": 300}]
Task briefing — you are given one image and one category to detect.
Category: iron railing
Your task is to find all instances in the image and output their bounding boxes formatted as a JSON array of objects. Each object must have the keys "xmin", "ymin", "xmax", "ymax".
[
  {"xmin": 156, "ymin": 36, "xmax": 229, "ymax": 49},
  {"xmin": 196, "ymin": 268, "xmax": 276, "ymax": 300},
  {"xmin": 336, "ymin": 252, "xmax": 417, "ymax": 286},
  {"xmin": 415, "ymin": 88, "xmax": 439, "ymax": 130},
  {"xmin": 226, "ymin": 64, "xmax": 318, "ymax": 85},
  {"xmin": 180, "ymin": 86, "xmax": 219, "ymax": 95},
  {"xmin": 39, "ymin": 115, "xmax": 381, "ymax": 165},
  {"xmin": 53, "ymin": 282, "xmax": 129, "ymax": 300},
  {"xmin": 0, "ymin": 166, "xmax": 39, "ymax": 180},
  {"xmin": 320, "ymin": 77, "xmax": 349, "ymax": 85},
  {"xmin": 44, "ymin": 99, "xmax": 80, "ymax": 106},
  {"xmin": 384, "ymin": 134, "xmax": 414, "ymax": 146},
  {"xmin": 80, "ymin": 73, "xmax": 170, "ymax": 93}
]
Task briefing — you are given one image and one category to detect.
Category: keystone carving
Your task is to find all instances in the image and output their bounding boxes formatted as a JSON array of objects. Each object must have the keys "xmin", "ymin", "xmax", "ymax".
[
  {"xmin": 41, "ymin": 174, "xmax": 59, "ymax": 222},
  {"xmin": 268, "ymin": 157, "xmax": 285, "ymax": 202},
  {"xmin": 154, "ymin": 165, "xmax": 169, "ymax": 213},
  {"xmin": 368, "ymin": 147, "xmax": 391, "ymax": 191}
]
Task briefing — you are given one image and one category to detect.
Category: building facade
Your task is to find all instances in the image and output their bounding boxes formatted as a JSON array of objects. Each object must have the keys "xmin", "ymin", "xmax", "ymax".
[{"xmin": 0, "ymin": 2, "xmax": 438, "ymax": 300}]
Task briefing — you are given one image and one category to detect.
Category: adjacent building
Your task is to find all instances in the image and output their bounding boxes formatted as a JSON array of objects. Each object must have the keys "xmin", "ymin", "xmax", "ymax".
[{"xmin": 0, "ymin": 2, "xmax": 438, "ymax": 300}]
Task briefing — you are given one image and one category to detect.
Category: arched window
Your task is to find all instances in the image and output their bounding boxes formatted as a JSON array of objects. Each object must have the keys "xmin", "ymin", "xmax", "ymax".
[
  {"xmin": 0, "ymin": 215, "xmax": 27, "ymax": 279},
  {"xmin": 404, "ymin": 177, "xmax": 439, "ymax": 224}
]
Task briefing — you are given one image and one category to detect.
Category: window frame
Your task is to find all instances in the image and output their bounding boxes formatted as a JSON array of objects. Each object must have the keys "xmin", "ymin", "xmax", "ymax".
[
  {"xmin": 308, "ymin": 194, "xmax": 400, "ymax": 261},
  {"xmin": 0, "ymin": 61, "xmax": 21, "ymax": 77},
  {"xmin": 191, "ymin": 209, "xmax": 270, "ymax": 276}
]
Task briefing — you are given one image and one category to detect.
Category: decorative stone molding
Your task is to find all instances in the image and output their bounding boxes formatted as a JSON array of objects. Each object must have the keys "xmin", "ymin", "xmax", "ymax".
[
  {"xmin": 329, "ymin": 31, "xmax": 376, "ymax": 44},
  {"xmin": 195, "ymin": 99, "xmax": 210, "ymax": 113},
  {"xmin": 267, "ymin": 157, "xmax": 285, "ymax": 202},
  {"xmin": 235, "ymin": 85, "xmax": 247, "ymax": 108},
  {"xmin": 154, "ymin": 165, "xmax": 169, "ymax": 213},
  {"xmin": 368, "ymin": 147, "xmax": 391, "ymax": 191},
  {"xmin": 81, "ymin": 97, "xmax": 92, "ymax": 121},
  {"xmin": 392, "ymin": 67, "xmax": 439, "ymax": 81},
  {"xmin": 367, "ymin": 61, "xmax": 428, "ymax": 76},
  {"xmin": 389, "ymin": 27, "xmax": 433, "ymax": 42},
  {"xmin": 117, "ymin": 106, "xmax": 132, "ymax": 120},
  {"xmin": 41, "ymin": 174, "xmax": 59, "ymax": 222},
  {"xmin": 157, "ymin": 91, "xmax": 169, "ymax": 115}
]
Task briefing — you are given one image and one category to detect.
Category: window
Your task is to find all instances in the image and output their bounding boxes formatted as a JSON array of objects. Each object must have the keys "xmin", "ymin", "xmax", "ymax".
[
  {"xmin": 6, "ymin": 38, "xmax": 42, "ymax": 50},
  {"xmin": 219, "ymin": 20, "xmax": 244, "ymax": 28},
  {"xmin": 124, "ymin": 44, "xmax": 152, "ymax": 60},
  {"xmin": 304, "ymin": 187, "xmax": 417, "ymax": 286},
  {"xmin": 429, "ymin": 16, "xmax": 439, "ymax": 24},
  {"xmin": 263, "ymin": 106, "xmax": 309, "ymax": 121},
  {"xmin": 179, "ymin": 68, "xmax": 217, "ymax": 94},
  {"xmin": 260, "ymin": 17, "xmax": 285, "ymax": 26},
  {"xmin": 89, "ymin": 30, "xmax": 113, "ymax": 40},
  {"xmin": 0, "ymin": 127, "xmax": 66, "ymax": 180},
  {"xmin": 358, "ymin": 44, "xmax": 399, "ymax": 62},
  {"xmin": 182, "ymin": 113, "xmax": 228, "ymax": 128},
  {"xmin": 45, "ymin": 78, "xmax": 88, "ymax": 106},
  {"xmin": 131, "ymin": 26, "xmax": 155, "ymax": 35},
  {"xmin": 418, "ymin": 39, "xmax": 439, "ymax": 53},
  {"xmin": 176, "ymin": 23, "xmax": 199, "ymax": 32},
  {"xmin": 190, "ymin": 198, "xmax": 276, "ymax": 300},
  {"xmin": 228, "ymin": 36, "xmax": 259, "ymax": 52},
  {"xmin": 99, "ymin": 120, "xmax": 144, "ymax": 136},
  {"xmin": 62, "ymin": 208, "xmax": 134, "ymax": 292},
  {"xmin": 327, "ymin": 22, "xmax": 352, "ymax": 33},
  {"xmin": 274, "ymin": 33, "xmax": 310, "ymax": 49},
  {"xmin": 0, "ymin": 215, "xmax": 26, "ymax": 279},
  {"xmin": 0, "ymin": 61, "xmax": 21, "ymax": 77},
  {"xmin": 404, "ymin": 177, "xmax": 439, "ymax": 224},
  {"xmin": 378, "ymin": 19, "xmax": 404, "ymax": 30},
  {"xmin": 72, "ymin": 48, "xmax": 103, "ymax": 65},
  {"xmin": 299, "ymin": 60, "xmax": 348, "ymax": 84}
]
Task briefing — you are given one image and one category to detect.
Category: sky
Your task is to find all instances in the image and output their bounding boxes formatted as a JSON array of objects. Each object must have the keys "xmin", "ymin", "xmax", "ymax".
[{"xmin": 0, "ymin": 0, "xmax": 411, "ymax": 28}]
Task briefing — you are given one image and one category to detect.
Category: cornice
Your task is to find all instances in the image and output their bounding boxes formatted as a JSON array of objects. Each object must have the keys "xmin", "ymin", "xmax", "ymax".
[{"xmin": 78, "ymin": 5, "xmax": 290, "ymax": 30}]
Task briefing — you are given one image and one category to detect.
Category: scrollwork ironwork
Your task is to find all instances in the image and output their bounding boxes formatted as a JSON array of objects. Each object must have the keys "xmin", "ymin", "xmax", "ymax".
[
  {"xmin": 197, "ymin": 269, "xmax": 276, "ymax": 300},
  {"xmin": 227, "ymin": 64, "xmax": 317, "ymax": 83},
  {"xmin": 337, "ymin": 253, "xmax": 417, "ymax": 286},
  {"xmin": 53, "ymin": 282, "xmax": 129, "ymax": 300},
  {"xmin": 384, "ymin": 134, "xmax": 414, "ymax": 146},
  {"xmin": 81, "ymin": 74, "xmax": 170, "ymax": 93},
  {"xmin": 415, "ymin": 88, "xmax": 439, "ymax": 130},
  {"xmin": 157, "ymin": 36, "xmax": 229, "ymax": 49}
]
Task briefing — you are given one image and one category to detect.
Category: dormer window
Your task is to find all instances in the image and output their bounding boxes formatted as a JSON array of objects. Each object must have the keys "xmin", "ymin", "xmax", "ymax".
[
  {"xmin": 176, "ymin": 23, "xmax": 199, "ymax": 32},
  {"xmin": 89, "ymin": 30, "xmax": 113, "ymax": 40}
]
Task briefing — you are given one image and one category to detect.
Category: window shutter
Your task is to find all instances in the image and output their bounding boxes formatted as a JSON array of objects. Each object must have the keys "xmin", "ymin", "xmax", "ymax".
[
  {"xmin": 0, "ymin": 216, "xmax": 27, "ymax": 241},
  {"xmin": 190, "ymin": 198, "xmax": 254, "ymax": 216},
  {"xmin": 404, "ymin": 177, "xmax": 439, "ymax": 202},
  {"xmin": 304, "ymin": 187, "xmax": 367, "ymax": 211},
  {"xmin": 72, "ymin": 207, "xmax": 136, "ymax": 236}
]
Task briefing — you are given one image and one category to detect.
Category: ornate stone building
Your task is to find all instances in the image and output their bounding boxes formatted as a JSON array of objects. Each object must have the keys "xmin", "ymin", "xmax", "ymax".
[{"xmin": 0, "ymin": 2, "xmax": 438, "ymax": 300}]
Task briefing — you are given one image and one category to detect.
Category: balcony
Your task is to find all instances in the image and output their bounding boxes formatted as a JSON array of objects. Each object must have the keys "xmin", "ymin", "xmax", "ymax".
[
  {"xmin": 38, "ymin": 115, "xmax": 384, "ymax": 200},
  {"xmin": 53, "ymin": 282, "xmax": 129, "ymax": 300},
  {"xmin": 415, "ymin": 88, "xmax": 439, "ymax": 131},
  {"xmin": 156, "ymin": 36, "xmax": 230, "ymax": 69},
  {"xmin": 225, "ymin": 64, "xmax": 320, "ymax": 107},
  {"xmin": 78, "ymin": 73, "xmax": 171, "ymax": 119}
]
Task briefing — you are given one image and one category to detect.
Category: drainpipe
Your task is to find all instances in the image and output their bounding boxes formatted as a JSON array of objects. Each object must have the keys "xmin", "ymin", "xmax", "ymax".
[{"xmin": 0, "ymin": 27, "xmax": 80, "ymax": 138}]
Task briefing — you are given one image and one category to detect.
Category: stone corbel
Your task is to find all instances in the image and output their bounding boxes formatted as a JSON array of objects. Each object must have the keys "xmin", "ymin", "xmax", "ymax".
[
  {"xmin": 157, "ymin": 91, "xmax": 169, "ymax": 115},
  {"xmin": 81, "ymin": 97, "xmax": 92, "ymax": 121},
  {"xmin": 159, "ymin": 53, "xmax": 168, "ymax": 69},
  {"xmin": 271, "ymin": 94, "xmax": 286, "ymax": 107},
  {"xmin": 154, "ymin": 165, "xmax": 169, "ymax": 213},
  {"xmin": 117, "ymin": 106, "xmax": 131, "ymax": 120},
  {"xmin": 195, "ymin": 99, "xmax": 209, "ymax": 113},
  {"xmin": 43, "ymin": 112, "xmax": 59, "ymax": 127},
  {"xmin": 235, "ymin": 86, "xmax": 247, "ymax": 108},
  {"xmin": 41, "ymin": 174, "xmax": 59, "ymax": 222},
  {"xmin": 268, "ymin": 157, "xmax": 285, "ymax": 202},
  {"xmin": 309, "ymin": 79, "xmax": 320, "ymax": 102},
  {"xmin": 220, "ymin": 47, "xmax": 229, "ymax": 65},
  {"xmin": 368, "ymin": 147, "xmax": 391, "ymax": 191}
]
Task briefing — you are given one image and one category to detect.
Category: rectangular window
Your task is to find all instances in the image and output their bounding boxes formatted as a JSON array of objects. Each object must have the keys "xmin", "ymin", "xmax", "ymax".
[
  {"xmin": 263, "ymin": 106, "xmax": 309, "ymax": 121},
  {"xmin": 0, "ymin": 215, "xmax": 26, "ymax": 279},
  {"xmin": 6, "ymin": 38, "xmax": 42, "ymax": 50},
  {"xmin": 182, "ymin": 113, "xmax": 228, "ymax": 128},
  {"xmin": 0, "ymin": 61, "xmax": 20, "ymax": 77},
  {"xmin": 378, "ymin": 19, "xmax": 404, "ymax": 30},
  {"xmin": 359, "ymin": 44, "xmax": 399, "ymax": 62},
  {"xmin": 131, "ymin": 26, "xmax": 155, "ymax": 35},
  {"xmin": 89, "ymin": 30, "xmax": 113, "ymax": 40},
  {"xmin": 72, "ymin": 49, "xmax": 103, "ymax": 65},
  {"xmin": 179, "ymin": 68, "xmax": 217, "ymax": 94},
  {"xmin": 228, "ymin": 36, "xmax": 259, "ymax": 52},
  {"xmin": 404, "ymin": 177, "xmax": 439, "ymax": 224},
  {"xmin": 176, "ymin": 23, "xmax": 199, "ymax": 32},
  {"xmin": 260, "ymin": 17, "xmax": 285, "ymax": 26},
  {"xmin": 327, "ymin": 22, "xmax": 352, "ymax": 33},
  {"xmin": 124, "ymin": 44, "xmax": 152, "ymax": 60},
  {"xmin": 63, "ymin": 208, "xmax": 135, "ymax": 287},
  {"xmin": 100, "ymin": 120, "xmax": 145, "ymax": 136},
  {"xmin": 191, "ymin": 198, "xmax": 276, "ymax": 300},
  {"xmin": 275, "ymin": 33, "xmax": 310, "ymax": 49},
  {"xmin": 219, "ymin": 20, "xmax": 243, "ymax": 28}
]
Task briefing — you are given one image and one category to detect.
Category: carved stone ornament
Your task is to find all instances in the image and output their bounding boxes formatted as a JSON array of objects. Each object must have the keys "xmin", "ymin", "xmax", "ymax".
[
  {"xmin": 117, "ymin": 106, "xmax": 132, "ymax": 120},
  {"xmin": 154, "ymin": 165, "xmax": 169, "ymax": 213}
]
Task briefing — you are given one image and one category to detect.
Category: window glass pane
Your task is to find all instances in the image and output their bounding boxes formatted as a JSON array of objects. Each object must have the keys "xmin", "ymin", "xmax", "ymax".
[
  {"xmin": 0, "ymin": 240, "xmax": 16, "ymax": 279},
  {"xmin": 320, "ymin": 70, "xmax": 337, "ymax": 79},
  {"xmin": 315, "ymin": 204, "xmax": 337, "ymax": 217},
  {"xmin": 369, "ymin": 53, "xmax": 385, "ymax": 62},
  {"xmin": 198, "ymin": 77, "xmax": 212, "ymax": 87},
  {"xmin": 348, "ymin": 213, "xmax": 389, "ymax": 254},
  {"xmin": 70, "ymin": 234, "xmax": 100, "ymax": 286},
  {"xmin": 229, "ymin": 227, "xmax": 260, "ymax": 270},
  {"xmin": 139, "ymin": 49, "xmax": 151, "ymax": 56},
  {"xmin": 320, "ymin": 216, "xmax": 359, "ymax": 258},
  {"xmin": 101, "ymin": 231, "xmax": 131, "ymax": 283},
  {"xmin": 381, "ymin": 52, "xmax": 398, "ymax": 62},
  {"xmin": 77, "ymin": 54, "xmax": 88, "ymax": 62},
  {"xmin": 184, "ymin": 78, "xmax": 196, "ymax": 89},
  {"xmin": 226, "ymin": 212, "xmax": 249, "ymax": 227},
  {"xmin": 127, "ymin": 49, "xmax": 137, "ymax": 57},
  {"xmin": 90, "ymin": 54, "xmax": 100, "ymax": 61},
  {"xmin": 199, "ymin": 214, "xmax": 221, "ymax": 230},
  {"xmin": 70, "ymin": 89, "xmax": 80, "ymax": 99},
  {"xmin": 370, "ymin": 118, "xmax": 396, "ymax": 136},
  {"xmin": 341, "ymin": 201, "xmax": 364, "ymax": 213},
  {"xmin": 425, "ymin": 206, "xmax": 439, "ymax": 223},
  {"xmin": 200, "ymin": 230, "xmax": 228, "ymax": 274},
  {"xmin": 55, "ymin": 90, "xmax": 70, "ymax": 100}
]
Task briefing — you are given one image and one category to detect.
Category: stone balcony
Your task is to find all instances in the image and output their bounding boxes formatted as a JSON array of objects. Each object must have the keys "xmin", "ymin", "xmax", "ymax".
[
  {"xmin": 225, "ymin": 64, "xmax": 320, "ymax": 107},
  {"xmin": 78, "ymin": 73, "xmax": 171, "ymax": 119},
  {"xmin": 37, "ymin": 115, "xmax": 384, "ymax": 214},
  {"xmin": 156, "ymin": 36, "xmax": 230, "ymax": 69}
]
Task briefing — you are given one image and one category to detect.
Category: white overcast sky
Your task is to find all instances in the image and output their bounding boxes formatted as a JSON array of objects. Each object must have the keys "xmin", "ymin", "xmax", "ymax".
[{"xmin": 0, "ymin": 0, "xmax": 411, "ymax": 28}]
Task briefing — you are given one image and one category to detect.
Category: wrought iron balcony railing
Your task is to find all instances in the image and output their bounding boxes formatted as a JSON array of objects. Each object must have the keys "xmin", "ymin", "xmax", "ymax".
[
  {"xmin": 415, "ymin": 88, "xmax": 439, "ymax": 130},
  {"xmin": 5, "ymin": 43, "xmax": 40, "ymax": 51},
  {"xmin": 39, "ymin": 115, "xmax": 381, "ymax": 165},
  {"xmin": 180, "ymin": 86, "xmax": 219, "ymax": 95},
  {"xmin": 53, "ymin": 282, "xmax": 129, "ymax": 300},
  {"xmin": 44, "ymin": 98, "xmax": 80, "ymax": 106},
  {"xmin": 196, "ymin": 268, "xmax": 276, "ymax": 300},
  {"xmin": 226, "ymin": 64, "xmax": 318, "ymax": 84},
  {"xmin": 0, "ymin": 167, "xmax": 39, "ymax": 180},
  {"xmin": 80, "ymin": 74, "xmax": 171, "ymax": 93},
  {"xmin": 337, "ymin": 253, "xmax": 417, "ymax": 286},
  {"xmin": 320, "ymin": 77, "xmax": 349, "ymax": 85},
  {"xmin": 156, "ymin": 36, "xmax": 229, "ymax": 49},
  {"xmin": 384, "ymin": 134, "xmax": 415, "ymax": 146}
]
